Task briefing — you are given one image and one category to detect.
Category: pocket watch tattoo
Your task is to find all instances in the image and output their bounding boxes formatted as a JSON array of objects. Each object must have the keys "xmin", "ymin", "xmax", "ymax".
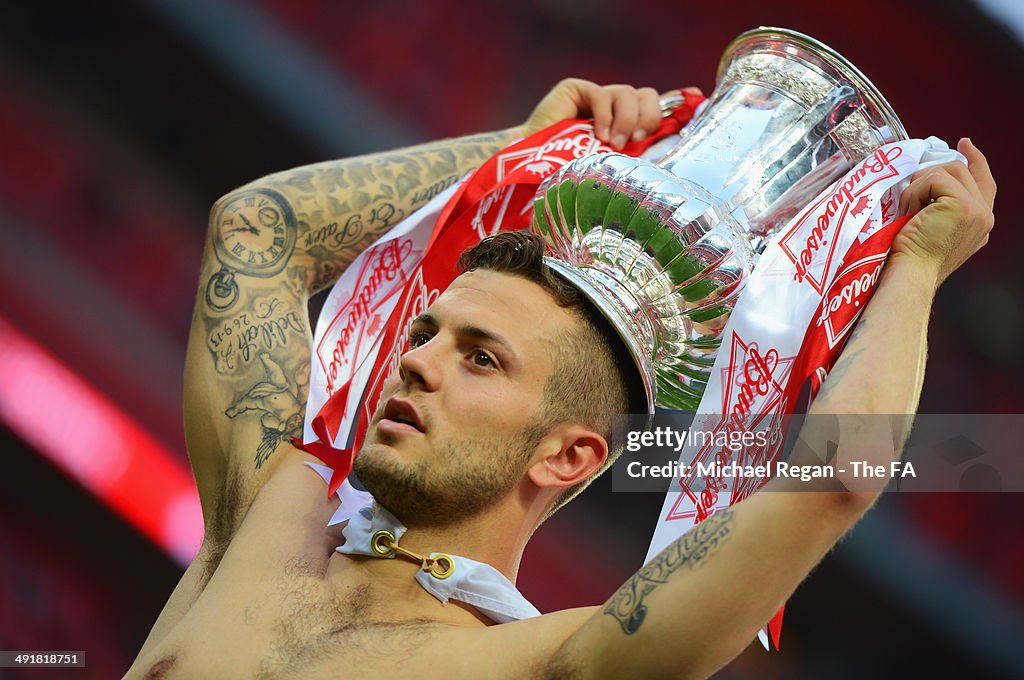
[{"xmin": 206, "ymin": 188, "xmax": 298, "ymax": 311}]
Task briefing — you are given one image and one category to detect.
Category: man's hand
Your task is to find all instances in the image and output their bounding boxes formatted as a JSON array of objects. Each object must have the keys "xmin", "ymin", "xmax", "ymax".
[
  {"xmin": 521, "ymin": 78, "xmax": 702, "ymax": 149},
  {"xmin": 807, "ymin": 137, "xmax": 997, "ymax": 488},
  {"xmin": 892, "ymin": 138, "xmax": 997, "ymax": 287}
]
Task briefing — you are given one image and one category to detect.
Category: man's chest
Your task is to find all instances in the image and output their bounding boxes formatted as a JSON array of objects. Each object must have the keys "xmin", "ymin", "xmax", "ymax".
[
  {"xmin": 127, "ymin": 456, "xmax": 419, "ymax": 678},
  {"xmin": 135, "ymin": 541, "xmax": 439, "ymax": 679},
  {"xmin": 227, "ymin": 570, "xmax": 435, "ymax": 678}
]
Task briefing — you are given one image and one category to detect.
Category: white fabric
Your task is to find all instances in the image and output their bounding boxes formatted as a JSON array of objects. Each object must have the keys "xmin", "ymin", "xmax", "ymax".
[
  {"xmin": 305, "ymin": 462, "xmax": 541, "ymax": 623},
  {"xmin": 302, "ymin": 183, "xmax": 462, "ymax": 447}
]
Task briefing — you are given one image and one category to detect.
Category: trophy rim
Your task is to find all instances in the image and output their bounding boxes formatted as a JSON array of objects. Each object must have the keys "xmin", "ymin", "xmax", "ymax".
[
  {"xmin": 542, "ymin": 257, "xmax": 657, "ymax": 417},
  {"xmin": 717, "ymin": 26, "xmax": 908, "ymax": 144}
]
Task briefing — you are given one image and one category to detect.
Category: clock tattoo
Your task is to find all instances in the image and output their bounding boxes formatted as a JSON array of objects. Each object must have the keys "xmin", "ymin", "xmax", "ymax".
[{"xmin": 206, "ymin": 188, "xmax": 298, "ymax": 311}]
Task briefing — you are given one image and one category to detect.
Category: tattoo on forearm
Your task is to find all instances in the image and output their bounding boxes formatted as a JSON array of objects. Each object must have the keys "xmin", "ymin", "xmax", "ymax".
[
  {"xmin": 207, "ymin": 297, "xmax": 306, "ymax": 373},
  {"xmin": 196, "ymin": 130, "xmax": 514, "ymax": 468},
  {"xmin": 300, "ymin": 202, "xmax": 406, "ymax": 252},
  {"xmin": 199, "ymin": 275, "xmax": 310, "ymax": 468},
  {"xmin": 207, "ymin": 131, "xmax": 510, "ymax": 304},
  {"xmin": 254, "ymin": 130, "xmax": 513, "ymax": 293},
  {"xmin": 410, "ymin": 174, "xmax": 461, "ymax": 207},
  {"xmin": 816, "ymin": 315, "xmax": 869, "ymax": 401},
  {"xmin": 603, "ymin": 509, "xmax": 735, "ymax": 635},
  {"xmin": 303, "ymin": 216, "xmax": 363, "ymax": 251},
  {"xmin": 224, "ymin": 351, "xmax": 307, "ymax": 468},
  {"xmin": 206, "ymin": 187, "xmax": 299, "ymax": 312}
]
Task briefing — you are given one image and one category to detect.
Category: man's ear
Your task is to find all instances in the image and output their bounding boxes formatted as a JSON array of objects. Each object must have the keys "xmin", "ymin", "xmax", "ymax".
[{"xmin": 527, "ymin": 426, "xmax": 609, "ymax": 490}]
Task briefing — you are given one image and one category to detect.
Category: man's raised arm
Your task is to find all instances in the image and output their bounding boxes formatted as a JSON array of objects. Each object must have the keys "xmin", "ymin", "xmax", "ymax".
[
  {"xmin": 182, "ymin": 80, "xmax": 672, "ymax": 539},
  {"xmin": 542, "ymin": 140, "xmax": 996, "ymax": 680}
]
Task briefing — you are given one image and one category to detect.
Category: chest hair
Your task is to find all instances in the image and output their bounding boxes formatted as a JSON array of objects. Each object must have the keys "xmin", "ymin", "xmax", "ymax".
[{"xmin": 253, "ymin": 557, "xmax": 433, "ymax": 679}]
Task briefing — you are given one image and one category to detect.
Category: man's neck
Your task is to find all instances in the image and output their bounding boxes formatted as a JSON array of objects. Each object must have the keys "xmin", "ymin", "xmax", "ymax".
[
  {"xmin": 323, "ymin": 500, "xmax": 534, "ymax": 627},
  {"xmin": 383, "ymin": 498, "xmax": 530, "ymax": 581}
]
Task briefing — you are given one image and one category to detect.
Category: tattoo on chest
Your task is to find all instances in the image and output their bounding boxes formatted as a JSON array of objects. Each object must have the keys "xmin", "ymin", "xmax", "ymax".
[{"xmin": 603, "ymin": 509, "xmax": 735, "ymax": 635}]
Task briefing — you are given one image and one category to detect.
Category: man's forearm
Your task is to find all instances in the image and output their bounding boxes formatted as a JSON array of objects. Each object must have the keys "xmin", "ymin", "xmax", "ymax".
[
  {"xmin": 787, "ymin": 253, "xmax": 939, "ymax": 496},
  {"xmin": 214, "ymin": 126, "xmax": 525, "ymax": 295},
  {"xmin": 812, "ymin": 253, "xmax": 936, "ymax": 416},
  {"xmin": 549, "ymin": 256, "xmax": 944, "ymax": 680}
]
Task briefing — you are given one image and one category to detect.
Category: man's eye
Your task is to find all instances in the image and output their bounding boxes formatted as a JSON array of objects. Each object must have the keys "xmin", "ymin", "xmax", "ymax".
[
  {"xmin": 409, "ymin": 332, "xmax": 432, "ymax": 348},
  {"xmin": 472, "ymin": 351, "xmax": 494, "ymax": 368}
]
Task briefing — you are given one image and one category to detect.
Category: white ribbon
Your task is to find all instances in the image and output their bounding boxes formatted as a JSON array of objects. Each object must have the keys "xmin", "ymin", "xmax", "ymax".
[
  {"xmin": 305, "ymin": 462, "xmax": 541, "ymax": 623},
  {"xmin": 303, "ymin": 184, "xmax": 461, "ymax": 447}
]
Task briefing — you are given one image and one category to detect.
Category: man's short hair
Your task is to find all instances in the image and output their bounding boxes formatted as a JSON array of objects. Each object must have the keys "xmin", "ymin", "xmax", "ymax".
[{"xmin": 456, "ymin": 230, "xmax": 645, "ymax": 516}]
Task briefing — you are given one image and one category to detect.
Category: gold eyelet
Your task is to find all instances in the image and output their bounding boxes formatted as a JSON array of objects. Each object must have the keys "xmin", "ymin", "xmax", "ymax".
[
  {"xmin": 371, "ymin": 530, "xmax": 396, "ymax": 557},
  {"xmin": 427, "ymin": 554, "xmax": 455, "ymax": 580}
]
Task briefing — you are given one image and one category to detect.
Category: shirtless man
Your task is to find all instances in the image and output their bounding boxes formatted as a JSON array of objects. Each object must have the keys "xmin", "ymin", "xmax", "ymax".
[{"xmin": 125, "ymin": 80, "xmax": 996, "ymax": 679}]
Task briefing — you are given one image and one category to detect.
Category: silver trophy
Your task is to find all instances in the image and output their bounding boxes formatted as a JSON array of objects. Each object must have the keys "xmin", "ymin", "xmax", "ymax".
[{"xmin": 533, "ymin": 27, "xmax": 907, "ymax": 412}]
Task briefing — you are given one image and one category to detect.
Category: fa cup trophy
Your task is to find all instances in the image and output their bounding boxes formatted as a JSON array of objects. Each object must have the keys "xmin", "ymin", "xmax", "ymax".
[{"xmin": 532, "ymin": 27, "xmax": 907, "ymax": 411}]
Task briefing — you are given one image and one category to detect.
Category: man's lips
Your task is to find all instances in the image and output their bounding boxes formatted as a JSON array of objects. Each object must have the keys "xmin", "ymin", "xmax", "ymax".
[{"xmin": 379, "ymin": 397, "xmax": 426, "ymax": 434}]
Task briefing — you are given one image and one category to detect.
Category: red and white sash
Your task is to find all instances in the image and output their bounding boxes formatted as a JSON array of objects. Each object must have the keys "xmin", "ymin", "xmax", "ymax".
[{"xmin": 643, "ymin": 137, "xmax": 965, "ymax": 650}]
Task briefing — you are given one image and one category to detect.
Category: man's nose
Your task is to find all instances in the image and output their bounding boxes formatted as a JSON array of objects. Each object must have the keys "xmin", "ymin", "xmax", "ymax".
[{"xmin": 397, "ymin": 341, "xmax": 442, "ymax": 391}]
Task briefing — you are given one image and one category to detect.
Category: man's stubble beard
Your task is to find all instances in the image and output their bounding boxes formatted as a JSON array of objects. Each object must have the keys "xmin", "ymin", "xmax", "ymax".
[{"xmin": 352, "ymin": 420, "xmax": 550, "ymax": 528}]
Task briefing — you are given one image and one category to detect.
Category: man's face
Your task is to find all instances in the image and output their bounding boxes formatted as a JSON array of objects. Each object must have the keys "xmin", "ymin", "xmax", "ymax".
[{"xmin": 353, "ymin": 269, "xmax": 577, "ymax": 527}]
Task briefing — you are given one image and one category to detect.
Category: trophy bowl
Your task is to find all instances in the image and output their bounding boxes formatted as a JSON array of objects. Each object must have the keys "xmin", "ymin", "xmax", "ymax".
[{"xmin": 532, "ymin": 27, "xmax": 907, "ymax": 412}]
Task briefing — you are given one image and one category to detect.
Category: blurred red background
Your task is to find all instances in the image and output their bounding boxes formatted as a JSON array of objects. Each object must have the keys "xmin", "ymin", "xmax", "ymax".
[{"xmin": 0, "ymin": 1, "xmax": 1020, "ymax": 677}]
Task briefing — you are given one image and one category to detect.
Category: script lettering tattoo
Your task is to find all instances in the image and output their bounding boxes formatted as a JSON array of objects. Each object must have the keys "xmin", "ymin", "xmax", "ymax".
[
  {"xmin": 410, "ymin": 174, "xmax": 460, "ymax": 207},
  {"xmin": 250, "ymin": 130, "xmax": 514, "ymax": 293},
  {"xmin": 206, "ymin": 299, "xmax": 306, "ymax": 374},
  {"xmin": 208, "ymin": 313, "xmax": 244, "ymax": 373},
  {"xmin": 303, "ymin": 218, "xmax": 361, "ymax": 251},
  {"xmin": 301, "ymin": 202, "xmax": 407, "ymax": 252},
  {"xmin": 603, "ymin": 509, "xmax": 735, "ymax": 635}
]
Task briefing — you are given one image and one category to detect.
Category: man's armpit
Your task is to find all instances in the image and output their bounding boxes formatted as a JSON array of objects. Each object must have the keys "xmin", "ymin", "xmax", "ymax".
[{"xmin": 539, "ymin": 652, "xmax": 584, "ymax": 680}]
